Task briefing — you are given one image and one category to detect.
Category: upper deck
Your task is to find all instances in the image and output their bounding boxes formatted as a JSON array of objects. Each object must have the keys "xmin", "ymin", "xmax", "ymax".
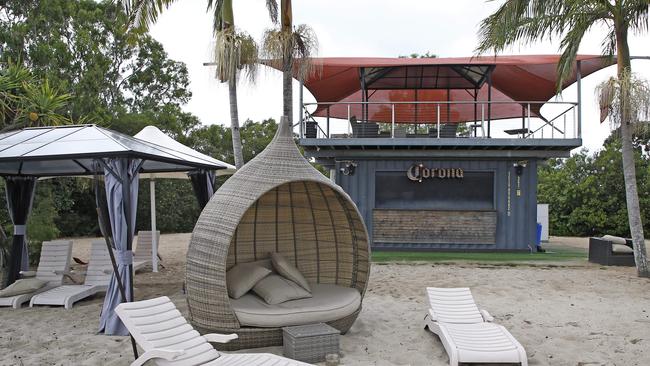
[
  {"xmin": 283, "ymin": 56, "xmax": 608, "ymax": 160},
  {"xmin": 297, "ymin": 100, "xmax": 582, "ymax": 159}
]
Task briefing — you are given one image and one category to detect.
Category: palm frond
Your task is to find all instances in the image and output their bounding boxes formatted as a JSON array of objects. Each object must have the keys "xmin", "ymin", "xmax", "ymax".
[
  {"xmin": 213, "ymin": 28, "xmax": 259, "ymax": 84},
  {"xmin": 476, "ymin": 0, "xmax": 615, "ymax": 91},
  {"xmin": 261, "ymin": 24, "xmax": 319, "ymax": 81},
  {"xmin": 596, "ymin": 71, "xmax": 650, "ymax": 133},
  {"xmin": 207, "ymin": 0, "xmax": 225, "ymax": 34},
  {"xmin": 123, "ymin": 0, "xmax": 177, "ymax": 31},
  {"xmin": 266, "ymin": 0, "xmax": 279, "ymax": 24},
  {"xmin": 627, "ymin": 0, "xmax": 649, "ymax": 35}
]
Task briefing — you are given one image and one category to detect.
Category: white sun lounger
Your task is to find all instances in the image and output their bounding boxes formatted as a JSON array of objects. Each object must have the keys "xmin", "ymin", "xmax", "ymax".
[
  {"xmin": 424, "ymin": 287, "xmax": 528, "ymax": 366},
  {"xmin": 0, "ymin": 240, "xmax": 72, "ymax": 309},
  {"xmin": 133, "ymin": 230, "xmax": 160, "ymax": 272},
  {"xmin": 115, "ymin": 296, "xmax": 313, "ymax": 366},
  {"xmin": 30, "ymin": 240, "xmax": 113, "ymax": 309}
]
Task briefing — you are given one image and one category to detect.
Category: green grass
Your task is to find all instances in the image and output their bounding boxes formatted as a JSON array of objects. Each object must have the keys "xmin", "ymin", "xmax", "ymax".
[{"xmin": 371, "ymin": 245, "xmax": 586, "ymax": 263}]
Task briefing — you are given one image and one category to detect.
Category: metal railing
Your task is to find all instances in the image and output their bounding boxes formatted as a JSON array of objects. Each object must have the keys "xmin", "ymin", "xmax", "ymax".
[{"xmin": 299, "ymin": 101, "xmax": 580, "ymax": 140}]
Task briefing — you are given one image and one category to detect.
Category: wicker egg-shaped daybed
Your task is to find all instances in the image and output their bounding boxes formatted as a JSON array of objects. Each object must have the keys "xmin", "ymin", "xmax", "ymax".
[{"xmin": 186, "ymin": 117, "xmax": 370, "ymax": 350}]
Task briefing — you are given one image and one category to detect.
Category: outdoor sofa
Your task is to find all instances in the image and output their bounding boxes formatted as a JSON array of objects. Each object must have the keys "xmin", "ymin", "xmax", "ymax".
[{"xmin": 588, "ymin": 235, "xmax": 635, "ymax": 266}]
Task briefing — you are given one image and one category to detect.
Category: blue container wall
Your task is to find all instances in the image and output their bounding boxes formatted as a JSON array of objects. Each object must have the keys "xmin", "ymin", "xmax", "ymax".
[{"xmin": 336, "ymin": 158, "xmax": 538, "ymax": 251}]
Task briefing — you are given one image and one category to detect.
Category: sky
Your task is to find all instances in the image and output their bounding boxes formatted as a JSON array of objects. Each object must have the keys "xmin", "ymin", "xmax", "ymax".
[{"xmin": 149, "ymin": 0, "xmax": 650, "ymax": 153}]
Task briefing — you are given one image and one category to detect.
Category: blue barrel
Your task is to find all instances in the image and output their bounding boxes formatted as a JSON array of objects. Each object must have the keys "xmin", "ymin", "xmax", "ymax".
[{"xmin": 536, "ymin": 223, "xmax": 542, "ymax": 245}]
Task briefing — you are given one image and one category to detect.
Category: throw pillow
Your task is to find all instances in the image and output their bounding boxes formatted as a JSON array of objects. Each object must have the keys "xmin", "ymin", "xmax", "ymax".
[
  {"xmin": 602, "ymin": 235, "xmax": 627, "ymax": 245},
  {"xmin": 611, "ymin": 243, "xmax": 634, "ymax": 254},
  {"xmin": 270, "ymin": 252, "xmax": 311, "ymax": 292},
  {"xmin": 252, "ymin": 274, "xmax": 312, "ymax": 305},
  {"xmin": 226, "ymin": 262, "xmax": 272, "ymax": 299},
  {"xmin": 0, "ymin": 278, "xmax": 47, "ymax": 297}
]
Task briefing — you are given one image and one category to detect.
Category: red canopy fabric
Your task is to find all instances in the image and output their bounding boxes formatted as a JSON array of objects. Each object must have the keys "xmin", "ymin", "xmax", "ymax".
[{"xmin": 268, "ymin": 55, "xmax": 615, "ymax": 124}]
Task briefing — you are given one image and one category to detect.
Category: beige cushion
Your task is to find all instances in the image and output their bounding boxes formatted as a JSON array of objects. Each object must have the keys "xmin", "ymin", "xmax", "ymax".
[
  {"xmin": 226, "ymin": 262, "xmax": 272, "ymax": 299},
  {"xmin": 602, "ymin": 235, "xmax": 627, "ymax": 245},
  {"xmin": 0, "ymin": 278, "xmax": 47, "ymax": 298},
  {"xmin": 612, "ymin": 243, "xmax": 634, "ymax": 254},
  {"xmin": 271, "ymin": 252, "xmax": 311, "ymax": 292},
  {"xmin": 233, "ymin": 284, "xmax": 361, "ymax": 327},
  {"xmin": 252, "ymin": 274, "xmax": 312, "ymax": 305}
]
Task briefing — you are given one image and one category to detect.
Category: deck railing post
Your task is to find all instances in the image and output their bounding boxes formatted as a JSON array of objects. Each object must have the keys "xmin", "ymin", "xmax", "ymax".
[
  {"xmin": 573, "ymin": 106, "xmax": 577, "ymax": 138},
  {"xmin": 481, "ymin": 103, "xmax": 485, "ymax": 137},
  {"xmin": 527, "ymin": 103, "xmax": 531, "ymax": 139},
  {"xmin": 563, "ymin": 113, "xmax": 567, "ymax": 139},
  {"xmin": 299, "ymin": 80, "xmax": 304, "ymax": 138},
  {"xmin": 437, "ymin": 104, "xmax": 440, "ymax": 138},
  {"xmin": 391, "ymin": 103, "xmax": 395, "ymax": 138},
  {"xmin": 326, "ymin": 106, "xmax": 330, "ymax": 138},
  {"xmin": 347, "ymin": 104, "xmax": 351, "ymax": 136},
  {"xmin": 577, "ymin": 60, "xmax": 582, "ymax": 138}
]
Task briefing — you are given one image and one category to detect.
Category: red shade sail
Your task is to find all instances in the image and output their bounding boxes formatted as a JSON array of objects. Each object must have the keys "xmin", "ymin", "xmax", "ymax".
[{"xmin": 268, "ymin": 55, "xmax": 616, "ymax": 124}]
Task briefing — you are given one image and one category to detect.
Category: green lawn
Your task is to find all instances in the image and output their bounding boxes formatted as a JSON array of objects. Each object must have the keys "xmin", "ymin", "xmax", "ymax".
[{"xmin": 371, "ymin": 245, "xmax": 587, "ymax": 263}]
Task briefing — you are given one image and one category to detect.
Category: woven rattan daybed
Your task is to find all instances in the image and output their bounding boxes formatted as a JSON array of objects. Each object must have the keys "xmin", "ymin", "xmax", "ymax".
[{"xmin": 186, "ymin": 117, "xmax": 370, "ymax": 350}]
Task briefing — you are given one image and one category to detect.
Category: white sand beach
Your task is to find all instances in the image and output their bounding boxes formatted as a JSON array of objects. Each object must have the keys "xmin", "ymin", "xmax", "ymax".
[{"xmin": 1, "ymin": 234, "xmax": 649, "ymax": 366}]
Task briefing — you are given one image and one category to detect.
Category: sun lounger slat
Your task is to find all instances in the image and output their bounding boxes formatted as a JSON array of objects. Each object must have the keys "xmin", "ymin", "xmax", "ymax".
[
  {"xmin": 30, "ymin": 240, "xmax": 111, "ymax": 309},
  {"xmin": 1, "ymin": 240, "xmax": 72, "ymax": 309},
  {"xmin": 424, "ymin": 287, "xmax": 527, "ymax": 366},
  {"xmin": 115, "ymin": 296, "xmax": 312, "ymax": 365}
]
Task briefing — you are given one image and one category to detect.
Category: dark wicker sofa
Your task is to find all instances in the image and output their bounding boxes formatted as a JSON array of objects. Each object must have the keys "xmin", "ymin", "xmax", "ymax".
[{"xmin": 588, "ymin": 237, "xmax": 635, "ymax": 266}]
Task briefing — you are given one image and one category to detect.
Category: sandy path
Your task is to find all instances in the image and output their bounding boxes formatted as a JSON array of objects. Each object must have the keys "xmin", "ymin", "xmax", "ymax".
[{"xmin": 0, "ymin": 234, "xmax": 648, "ymax": 366}]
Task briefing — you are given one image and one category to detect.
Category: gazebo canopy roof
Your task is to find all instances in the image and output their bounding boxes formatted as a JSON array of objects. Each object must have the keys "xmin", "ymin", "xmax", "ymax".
[
  {"xmin": 134, "ymin": 126, "xmax": 235, "ymax": 178},
  {"xmin": 0, "ymin": 124, "xmax": 233, "ymax": 177},
  {"xmin": 267, "ymin": 55, "xmax": 619, "ymax": 123}
]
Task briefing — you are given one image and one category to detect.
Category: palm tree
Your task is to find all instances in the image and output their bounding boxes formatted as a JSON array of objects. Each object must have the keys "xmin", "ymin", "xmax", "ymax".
[
  {"xmin": 261, "ymin": 0, "xmax": 318, "ymax": 126},
  {"xmin": 476, "ymin": 0, "xmax": 649, "ymax": 277},
  {"xmin": 124, "ymin": 0, "xmax": 276, "ymax": 169}
]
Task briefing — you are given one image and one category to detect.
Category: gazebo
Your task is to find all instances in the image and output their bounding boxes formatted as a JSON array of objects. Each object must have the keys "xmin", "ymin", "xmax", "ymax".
[
  {"xmin": 133, "ymin": 126, "xmax": 235, "ymax": 272},
  {"xmin": 186, "ymin": 117, "xmax": 370, "ymax": 350},
  {"xmin": 0, "ymin": 124, "xmax": 232, "ymax": 337}
]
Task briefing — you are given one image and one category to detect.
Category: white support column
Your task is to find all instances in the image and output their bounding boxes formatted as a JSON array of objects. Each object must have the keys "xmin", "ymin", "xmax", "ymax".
[
  {"xmin": 436, "ymin": 105, "xmax": 440, "ymax": 138},
  {"xmin": 299, "ymin": 80, "xmax": 304, "ymax": 138},
  {"xmin": 576, "ymin": 60, "xmax": 582, "ymax": 138},
  {"xmin": 150, "ymin": 177, "xmax": 158, "ymax": 273},
  {"xmin": 391, "ymin": 104, "xmax": 395, "ymax": 138}
]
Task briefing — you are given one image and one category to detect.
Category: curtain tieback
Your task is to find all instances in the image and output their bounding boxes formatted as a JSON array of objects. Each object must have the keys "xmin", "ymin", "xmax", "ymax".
[
  {"xmin": 13, "ymin": 225, "xmax": 26, "ymax": 235},
  {"xmin": 116, "ymin": 251, "xmax": 133, "ymax": 266}
]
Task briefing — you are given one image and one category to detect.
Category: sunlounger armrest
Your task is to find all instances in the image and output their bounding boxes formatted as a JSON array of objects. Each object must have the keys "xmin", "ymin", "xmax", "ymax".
[
  {"xmin": 19, "ymin": 271, "xmax": 36, "ymax": 277},
  {"xmin": 130, "ymin": 349, "xmax": 184, "ymax": 366},
  {"xmin": 480, "ymin": 308, "xmax": 494, "ymax": 322},
  {"xmin": 204, "ymin": 333, "xmax": 238, "ymax": 343},
  {"xmin": 426, "ymin": 309, "xmax": 438, "ymax": 322}
]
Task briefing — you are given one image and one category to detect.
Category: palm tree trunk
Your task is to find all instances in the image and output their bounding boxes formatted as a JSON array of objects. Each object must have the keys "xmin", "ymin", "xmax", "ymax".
[
  {"xmin": 229, "ymin": 77, "xmax": 245, "ymax": 169},
  {"xmin": 283, "ymin": 66, "xmax": 293, "ymax": 125},
  {"xmin": 616, "ymin": 24, "xmax": 649, "ymax": 277},
  {"xmin": 281, "ymin": 0, "xmax": 293, "ymax": 125}
]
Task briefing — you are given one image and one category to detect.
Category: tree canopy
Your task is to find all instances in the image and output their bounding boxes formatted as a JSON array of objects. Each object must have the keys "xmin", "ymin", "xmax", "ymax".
[{"xmin": 0, "ymin": 0, "xmax": 192, "ymax": 126}]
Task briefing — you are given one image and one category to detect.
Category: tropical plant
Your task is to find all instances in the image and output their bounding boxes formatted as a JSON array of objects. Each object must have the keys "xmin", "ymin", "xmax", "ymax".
[
  {"xmin": 1, "ymin": 1, "xmax": 194, "ymax": 126},
  {"xmin": 476, "ymin": 0, "xmax": 650, "ymax": 277},
  {"xmin": 261, "ymin": 0, "xmax": 318, "ymax": 125},
  {"xmin": 15, "ymin": 79, "xmax": 72, "ymax": 128},
  {"xmin": 0, "ymin": 63, "xmax": 72, "ymax": 131}
]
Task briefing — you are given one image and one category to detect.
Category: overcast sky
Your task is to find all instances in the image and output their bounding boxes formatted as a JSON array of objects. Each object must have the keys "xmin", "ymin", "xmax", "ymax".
[{"xmin": 149, "ymin": 0, "xmax": 650, "ymax": 153}]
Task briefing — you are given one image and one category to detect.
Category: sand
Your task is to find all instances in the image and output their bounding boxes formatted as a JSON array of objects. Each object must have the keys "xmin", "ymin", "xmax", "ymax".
[{"xmin": 1, "ymin": 234, "xmax": 649, "ymax": 366}]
